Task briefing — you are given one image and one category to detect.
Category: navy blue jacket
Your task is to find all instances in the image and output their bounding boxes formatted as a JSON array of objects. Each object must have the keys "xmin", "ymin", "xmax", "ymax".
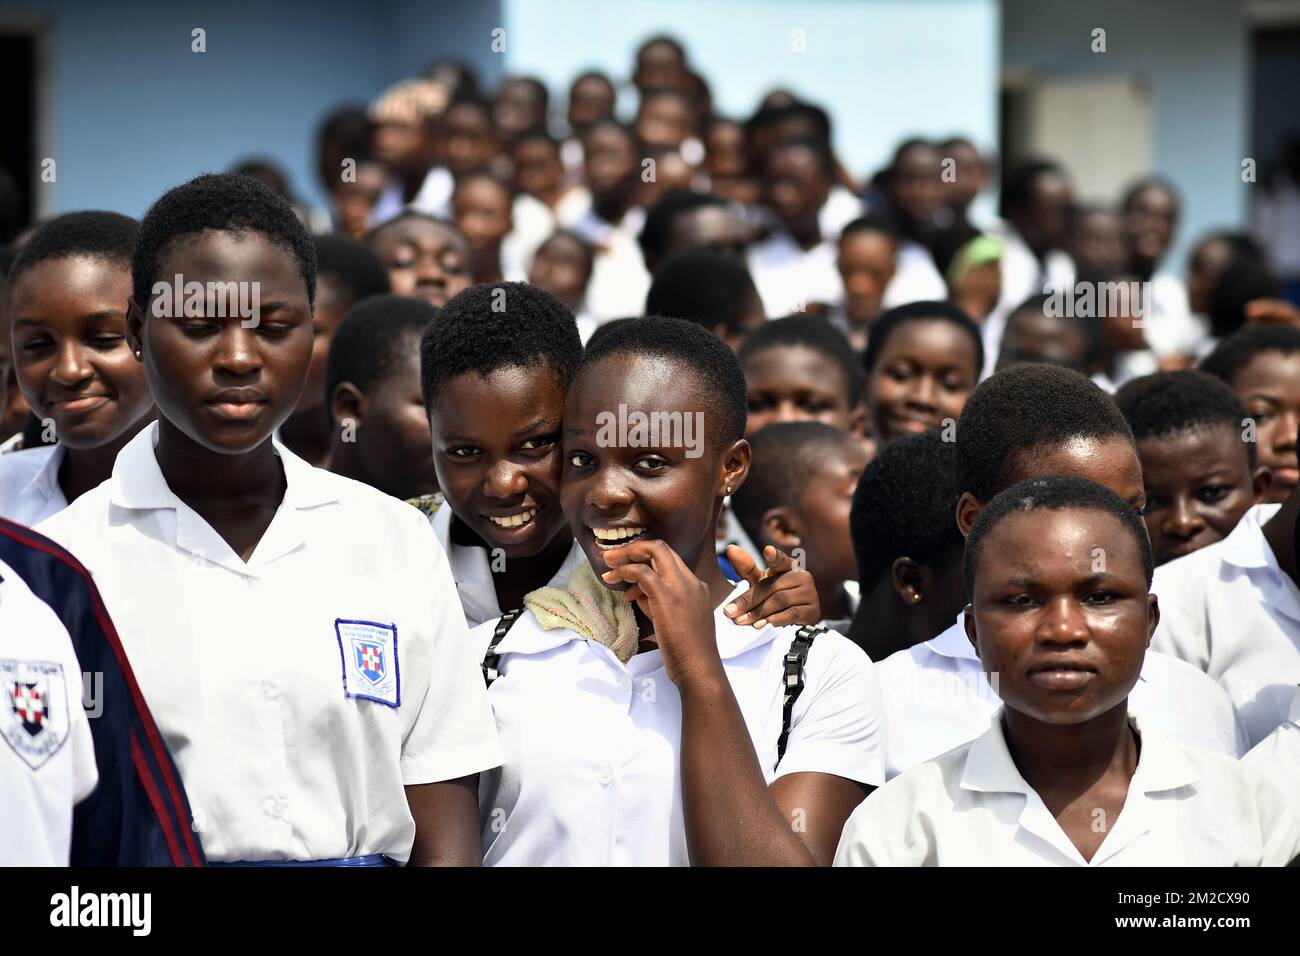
[{"xmin": 0, "ymin": 517, "xmax": 204, "ymax": 866}]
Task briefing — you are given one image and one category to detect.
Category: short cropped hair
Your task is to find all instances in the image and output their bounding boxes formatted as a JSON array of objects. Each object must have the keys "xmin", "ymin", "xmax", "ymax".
[
  {"xmin": 9, "ymin": 211, "xmax": 139, "ymax": 288},
  {"xmin": 646, "ymin": 249, "xmax": 759, "ymax": 338},
  {"xmin": 1115, "ymin": 370, "xmax": 1254, "ymax": 469},
  {"xmin": 964, "ymin": 474, "xmax": 1153, "ymax": 597},
  {"xmin": 326, "ymin": 294, "xmax": 435, "ymax": 419},
  {"xmin": 739, "ymin": 315, "xmax": 863, "ymax": 408},
  {"xmin": 1200, "ymin": 324, "xmax": 1300, "ymax": 387},
  {"xmin": 863, "ymin": 300, "xmax": 985, "ymax": 380}
]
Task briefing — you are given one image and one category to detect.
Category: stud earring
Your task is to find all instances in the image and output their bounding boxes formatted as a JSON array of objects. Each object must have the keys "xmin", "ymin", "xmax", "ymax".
[
  {"xmin": 725, "ymin": 486, "xmax": 732, "ymax": 495},
  {"xmin": 133, "ymin": 349, "xmax": 142, "ymax": 359},
  {"xmin": 912, "ymin": 593, "xmax": 922, "ymax": 603}
]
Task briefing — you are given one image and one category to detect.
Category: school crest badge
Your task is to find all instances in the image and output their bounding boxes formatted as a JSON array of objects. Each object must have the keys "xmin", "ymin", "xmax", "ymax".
[
  {"xmin": 335, "ymin": 620, "xmax": 401, "ymax": 707},
  {"xmin": 1, "ymin": 658, "xmax": 70, "ymax": 769}
]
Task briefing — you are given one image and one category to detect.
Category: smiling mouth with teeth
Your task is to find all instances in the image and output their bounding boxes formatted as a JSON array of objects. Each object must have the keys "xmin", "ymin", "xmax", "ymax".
[
  {"xmin": 590, "ymin": 526, "xmax": 648, "ymax": 549},
  {"xmin": 486, "ymin": 507, "xmax": 538, "ymax": 529}
]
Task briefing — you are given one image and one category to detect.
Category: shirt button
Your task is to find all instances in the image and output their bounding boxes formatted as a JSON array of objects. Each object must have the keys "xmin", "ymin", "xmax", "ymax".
[
  {"xmin": 261, "ymin": 680, "xmax": 278, "ymax": 702},
  {"xmin": 598, "ymin": 767, "xmax": 613, "ymax": 787},
  {"xmin": 264, "ymin": 797, "xmax": 287, "ymax": 820},
  {"xmin": 243, "ymin": 575, "xmax": 257, "ymax": 588}
]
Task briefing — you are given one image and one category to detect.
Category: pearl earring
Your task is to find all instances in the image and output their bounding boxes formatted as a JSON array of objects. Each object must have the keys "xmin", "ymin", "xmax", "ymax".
[{"xmin": 912, "ymin": 593, "xmax": 922, "ymax": 603}]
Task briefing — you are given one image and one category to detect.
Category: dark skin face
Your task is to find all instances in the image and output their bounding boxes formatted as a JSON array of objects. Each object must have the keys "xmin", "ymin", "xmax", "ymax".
[
  {"xmin": 494, "ymin": 80, "xmax": 546, "ymax": 141},
  {"xmin": 888, "ymin": 143, "xmax": 944, "ymax": 232},
  {"xmin": 1123, "ymin": 185, "xmax": 1178, "ymax": 275},
  {"xmin": 635, "ymin": 94, "xmax": 692, "ymax": 151},
  {"xmin": 996, "ymin": 307, "xmax": 1089, "ymax": 373},
  {"xmin": 331, "ymin": 161, "xmax": 387, "ymax": 238},
  {"xmin": 705, "ymin": 120, "xmax": 747, "ymax": 179},
  {"xmin": 584, "ymin": 124, "xmax": 639, "ymax": 211},
  {"xmin": 868, "ymin": 319, "xmax": 979, "ymax": 445},
  {"xmin": 1012, "ymin": 171, "xmax": 1073, "ymax": 256},
  {"xmin": 634, "ymin": 41, "xmax": 687, "ymax": 93},
  {"xmin": 452, "ymin": 177, "xmax": 511, "ymax": 282},
  {"xmin": 744, "ymin": 345, "xmax": 861, "ymax": 438},
  {"xmin": 1068, "ymin": 209, "xmax": 1126, "ymax": 275},
  {"xmin": 966, "ymin": 507, "xmax": 1157, "ymax": 862},
  {"xmin": 125, "ymin": 230, "xmax": 313, "ymax": 560},
  {"xmin": 10, "ymin": 257, "xmax": 153, "ymax": 453},
  {"xmin": 761, "ymin": 442, "xmax": 869, "ymax": 618},
  {"xmin": 1232, "ymin": 351, "xmax": 1300, "ymax": 502},
  {"xmin": 330, "ymin": 340, "xmax": 437, "ymax": 500},
  {"xmin": 430, "ymin": 364, "xmax": 571, "ymax": 564},
  {"xmin": 562, "ymin": 353, "xmax": 747, "ymax": 616},
  {"xmin": 1137, "ymin": 426, "xmax": 1266, "ymax": 565},
  {"xmin": 956, "ymin": 436, "xmax": 1147, "ymax": 536},
  {"xmin": 527, "ymin": 234, "xmax": 592, "ymax": 310},
  {"xmin": 442, "ymin": 103, "xmax": 499, "ymax": 175},
  {"xmin": 765, "ymin": 145, "xmax": 830, "ymax": 247},
  {"xmin": 512, "ymin": 139, "xmax": 564, "ymax": 207},
  {"xmin": 369, "ymin": 219, "xmax": 472, "ymax": 308},
  {"xmin": 942, "ymin": 141, "xmax": 985, "ymax": 215},
  {"xmin": 1187, "ymin": 237, "xmax": 1234, "ymax": 316},
  {"xmin": 568, "ymin": 75, "xmax": 615, "ymax": 133},
  {"xmin": 837, "ymin": 230, "xmax": 897, "ymax": 330}
]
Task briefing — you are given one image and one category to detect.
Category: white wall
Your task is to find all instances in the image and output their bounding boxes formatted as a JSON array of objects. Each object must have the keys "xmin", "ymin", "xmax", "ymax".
[
  {"xmin": 1003, "ymin": 0, "xmax": 1251, "ymax": 276},
  {"xmin": 503, "ymin": 0, "xmax": 1001, "ymax": 184}
]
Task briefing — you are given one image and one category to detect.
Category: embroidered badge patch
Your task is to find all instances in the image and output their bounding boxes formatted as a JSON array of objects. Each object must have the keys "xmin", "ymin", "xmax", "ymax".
[
  {"xmin": 1, "ymin": 658, "xmax": 70, "ymax": 770},
  {"xmin": 335, "ymin": 620, "xmax": 400, "ymax": 707}
]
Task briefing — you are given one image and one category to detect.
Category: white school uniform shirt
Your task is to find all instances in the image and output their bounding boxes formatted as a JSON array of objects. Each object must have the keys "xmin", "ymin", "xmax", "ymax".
[
  {"xmin": 881, "ymin": 239, "xmax": 948, "ymax": 308},
  {"xmin": 475, "ymin": 580, "xmax": 886, "ymax": 866},
  {"xmin": 1151, "ymin": 502, "xmax": 1300, "ymax": 748},
  {"xmin": 747, "ymin": 231, "xmax": 842, "ymax": 318},
  {"xmin": 834, "ymin": 712, "xmax": 1300, "ymax": 867},
  {"xmin": 429, "ymin": 503, "xmax": 587, "ymax": 629},
  {"xmin": 1244, "ymin": 685, "xmax": 1300, "ymax": 804},
  {"xmin": 35, "ymin": 422, "xmax": 502, "ymax": 864},
  {"xmin": 0, "ymin": 558, "xmax": 98, "ymax": 866},
  {"xmin": 875, "ymin": 613, "xmax": 1246, "ymax": 780},
  {"xmin": 564, "ymin": 204, "xmax": 650, "ymax": 321},
  {"xmin": 0, "ymin": 444, "xmax": 68, "ymax": 526}
]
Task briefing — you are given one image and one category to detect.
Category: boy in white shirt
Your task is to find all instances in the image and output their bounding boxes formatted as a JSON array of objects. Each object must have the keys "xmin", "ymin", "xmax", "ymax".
[{"xmin": 836, "ymin": 476, "xmax": 1299, "ymax": 867}]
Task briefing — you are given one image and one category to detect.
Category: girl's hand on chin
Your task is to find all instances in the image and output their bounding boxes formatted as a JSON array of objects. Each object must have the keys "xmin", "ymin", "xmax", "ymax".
[{"xmin": 600, "ymin": 540, "xmax": 724, "ymax": 691}]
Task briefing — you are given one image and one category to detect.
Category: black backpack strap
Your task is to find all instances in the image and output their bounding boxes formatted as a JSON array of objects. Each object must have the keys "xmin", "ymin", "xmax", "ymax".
[
  {"xmin": 482, "ymin": 608, "xmax": 524, "ymax": 688},
  {"xmin": 776, "ymin": 624, "xmax": 825, "ymax": 770}
]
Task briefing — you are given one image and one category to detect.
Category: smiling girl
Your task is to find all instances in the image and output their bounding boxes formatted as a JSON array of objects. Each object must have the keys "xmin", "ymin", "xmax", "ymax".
[
  {"xmin": 1, "ymin": 212, "xmax": 154, "ymax": 523},
  {"xmin": 475, "ymin": 317, "xmax": 884, "ymax": 865}
]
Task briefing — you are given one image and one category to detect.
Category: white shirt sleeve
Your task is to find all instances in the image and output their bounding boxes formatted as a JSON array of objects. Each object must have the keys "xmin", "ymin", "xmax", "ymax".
[
  {"xmin": 832, "ymin": 774, "xmax": 934, "ymax": 867},
  {"xmin": 397, "ymin": 511, "xmax": 504, "ymax": 786},
  {"xmin": 68, "ymin": 668, "xmax": 98, "ymax": 806},
  {"xmin": 775, "ymin": 635, "xmax": 886, "ymax": 787}
]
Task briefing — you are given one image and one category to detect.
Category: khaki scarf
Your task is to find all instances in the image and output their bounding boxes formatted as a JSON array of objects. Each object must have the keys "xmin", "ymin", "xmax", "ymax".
[{"xmin": 523, "ymin": 561, "xmax": 640, "ymax": 664}]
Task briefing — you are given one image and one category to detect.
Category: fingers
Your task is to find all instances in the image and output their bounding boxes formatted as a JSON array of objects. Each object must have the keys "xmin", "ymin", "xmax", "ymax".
[
  {"xmin": 725, "ymin": 544, "xmax": 760, "ymax": 584},
  {"xmin": 762, "ymin": 545, "xmax": 795, "ymax": 575},
  {"xmin": 600, "ymin": 562, "xmax": 661, "ymax": 598},
  {"xmin": 599, "ymin": 538, "xmax": 680, "ymax": 572}
]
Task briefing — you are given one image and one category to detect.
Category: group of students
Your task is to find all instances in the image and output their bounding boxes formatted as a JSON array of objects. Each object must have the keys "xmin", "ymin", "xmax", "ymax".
[
  {"xmin": 1, "ymin": 35, "xmax": 1299, "ymax": 867},
  {"xmin": 0, "ymin": 167, "xmax": 1296, "ymax": 867}
]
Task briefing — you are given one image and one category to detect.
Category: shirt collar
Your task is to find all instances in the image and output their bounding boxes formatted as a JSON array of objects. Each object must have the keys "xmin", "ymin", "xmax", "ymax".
[
  {"xmin": 1218, "ymin": 502, "xmax": 1281, "ymax": 571},
  {"xmin": 109, "ymin": 421, "xmax": 339, "ymax": 512},
  {"xmin": 21, "ymin": 443, "xmax": 66, "ymax": 502},
  {"xmin": 961, "ymin": 709, "xmax": 1202, "ymax": 797}
]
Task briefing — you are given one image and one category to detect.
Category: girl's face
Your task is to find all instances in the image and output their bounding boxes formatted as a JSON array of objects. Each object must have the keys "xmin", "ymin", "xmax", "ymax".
[
  {"xmin": 561, "ymin": 353, "xmax": 748, "ymax": 584},
  {"xmin": 430, "ymin": 364, "xmax": 569, "ymax": 559},
  {"xmin": 1232, "ymin": 350, "xmax": 1300, "ymax": 502},
  {"xmin": 743, "ymin": 345, "xmax": 856, "ymax": 437},
  {"xmin": 1137, "ymin": 426, "xmax": 1261, "ymax": 565},
  {"xmin": 452, "ymin": 178, "xmax": 512, "ymax": 256},
  {"xmin": 10, "ymin": 256, "xmax": 153, "ymax": 450},
  {"xmin": 527, "ymin": 235, "xmax": 590, "ymax": 308},
  {"xmin": 128, "ymin": 231, "xmax": 312, "ymax": 454},
  {"xmin": 349, "ymin": 341, "xmax": 438, "ymax": 501},
  {"xmin": 967, "ymin": 507, "xmax": 1156, "ymax": 726},
  {"xmin": 837, "ymin": 231, "xmax": 897, "ymax": 327},
  {"xmin": 1187, "ymin": 238, "xmax": 1232, "ymax": 316},
  {"xmin": 869, "ymin": 319, "xmax": 978, "ymax": 444},
  {"xmin": 794, "ymin": 442, "xmax": 870, "ymax": 589},
  {"xmin": 370, "ymin": 219, "xmax": 472, "ymax": 308}
]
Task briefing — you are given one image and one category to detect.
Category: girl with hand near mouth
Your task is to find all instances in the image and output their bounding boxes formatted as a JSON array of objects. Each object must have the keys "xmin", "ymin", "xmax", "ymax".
[
  {"xmin": 38, "ymin": 174, "xmax": 501, "ymax": 866},
  {"xmin": 420, "ymin": 283, "xmax": 822, "ymax": 629},
  {"xmin": 475, "ymin": 317, "xmax": 883, "ymax": 866},
  {"xmin": 836, "ymin": 475, "xmax": 1299, "ymax": 867},
  {"xmin": 0, "ymin": 212, "xmax": 154, "ymax": 524}
]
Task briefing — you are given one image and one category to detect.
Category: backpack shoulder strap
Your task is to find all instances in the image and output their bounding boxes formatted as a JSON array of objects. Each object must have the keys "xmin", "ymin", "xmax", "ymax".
[
  {"xmin": 482, "ymin": 608, "xmax": 524, "ymax": 688},
  {"xmin": 776, "ymin": 624, "xmax": 825, "ymax": 770}
]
